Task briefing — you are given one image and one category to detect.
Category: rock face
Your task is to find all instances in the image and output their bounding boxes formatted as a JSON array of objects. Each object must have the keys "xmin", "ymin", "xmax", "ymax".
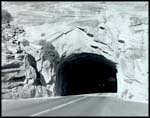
[
  {"xmin": 47, "ymin": 5, "xmax": 147, "ymax": 102},
  {"xmin": 38, "ymin": 42, "xmax": 60, "ymax": 96},
  {"xmin": 23, "ymin": 53, "xmax": 37, "ymax": 85},
  {"xmin": 41, "ymin": 60, "xmax": 51, "ymax": 84},
  {"xmin": 2, "ymin": 2, "xmax": 148, "ymax": 102},
  {"xmin": 1, "ymin": 21, "xmax": 52, "ymax": 99}
]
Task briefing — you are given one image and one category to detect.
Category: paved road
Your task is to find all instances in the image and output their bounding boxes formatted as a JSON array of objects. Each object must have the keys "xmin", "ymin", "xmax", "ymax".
[{"xmin": 2, "ymin": 95, "xmax": 148, "ymax": 116}]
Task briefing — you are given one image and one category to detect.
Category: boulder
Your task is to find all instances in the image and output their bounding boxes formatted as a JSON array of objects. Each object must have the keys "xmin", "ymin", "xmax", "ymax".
[
  {"xmin": 23, "ymin": 53, "xmax": 38, "ymax": 85},
  {"xmin": 34, "ymin": 85, "xmax": 50, "ymax": 98},
  {"xmin": 2, "ymin": 83, "xmax": 36, "ymax": 99},
  {"xmin": 41, "ymin": 60, "xmax": 52, "ymax": 84}
]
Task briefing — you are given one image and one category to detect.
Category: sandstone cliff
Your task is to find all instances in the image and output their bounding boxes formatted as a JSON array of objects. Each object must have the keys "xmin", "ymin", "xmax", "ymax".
[{"xmin": 2, "ymin": 2, "xmax": 148, "ymax": 102}]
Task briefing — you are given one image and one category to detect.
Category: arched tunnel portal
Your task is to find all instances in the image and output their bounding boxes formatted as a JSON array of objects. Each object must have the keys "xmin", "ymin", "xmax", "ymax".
[{"xmin": 55, "ymin": 53, "xmax": 117, "ymax": 96}]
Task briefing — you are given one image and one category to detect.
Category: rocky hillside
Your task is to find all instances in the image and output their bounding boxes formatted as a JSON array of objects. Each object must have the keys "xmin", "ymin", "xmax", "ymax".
[{"xmin": 2, "ymin": 2, "xmax": 148, "ymax": 102}]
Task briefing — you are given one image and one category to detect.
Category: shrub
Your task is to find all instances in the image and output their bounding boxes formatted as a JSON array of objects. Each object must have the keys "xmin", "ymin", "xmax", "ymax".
[
  {"xmin": 41, "ymin": 33, "xmax": 46, "ymax": 37},
  {"xmin": 2, "ymin": 9, "xmax": 13, "ymax": 24},
  {"xmin": 41, "ymin": 42, "xmax": 60, "ymax": 69},
  {"xmin": 42, "ymin": 41, "xmax": 55, "ymax": 50},
  {"xmin": 38, "ymin": 39, "xmax": 47, "ymax": 46},
  {"xmin": 22, "ymin": 39, "xmax": 30, "ymax": 47}
]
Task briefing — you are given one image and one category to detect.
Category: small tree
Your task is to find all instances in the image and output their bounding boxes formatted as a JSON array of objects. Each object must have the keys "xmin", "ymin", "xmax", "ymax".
[
  {"xmin": 2, "ymin": 9, "xmax": 13, "ymax": 24},
  {"xmin": 38, "ymin": 39, "xmax": 47, "ymax": 46},
  {"xmin": 41, "ymin": 41, "xmax": 60, "ymax": 71},
  {"xmin": 22, "ymin": 39, "xmax": 30, "ymax": 47}
]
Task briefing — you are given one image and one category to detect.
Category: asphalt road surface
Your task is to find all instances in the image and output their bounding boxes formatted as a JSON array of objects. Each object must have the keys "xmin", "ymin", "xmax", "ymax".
[{"xmin": 2, "ymin": 94, "xmax": 148, "ymax": 116}]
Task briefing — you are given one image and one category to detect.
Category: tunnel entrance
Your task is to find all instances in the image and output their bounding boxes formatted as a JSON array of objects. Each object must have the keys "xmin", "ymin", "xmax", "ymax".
[{"xmin": 55, "ymin": 53, "xmax": 117, "ymax": 96}]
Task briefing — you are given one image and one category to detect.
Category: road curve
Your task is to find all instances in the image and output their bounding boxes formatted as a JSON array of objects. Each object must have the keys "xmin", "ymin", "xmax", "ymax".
[{"xmin": 2, "ymin": 95, "xmax": 148, "ymax": 116}]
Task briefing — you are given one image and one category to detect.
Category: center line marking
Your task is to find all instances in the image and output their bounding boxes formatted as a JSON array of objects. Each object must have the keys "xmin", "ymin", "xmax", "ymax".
[{"xmin": 30, "ymin": 96, "xmax": 87, "ymax": 116}]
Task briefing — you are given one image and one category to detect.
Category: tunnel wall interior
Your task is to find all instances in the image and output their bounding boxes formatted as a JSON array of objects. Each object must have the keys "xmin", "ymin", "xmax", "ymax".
[{"xmin": 55, "ymin": 53, "xmax": 117, "ymax": 96}]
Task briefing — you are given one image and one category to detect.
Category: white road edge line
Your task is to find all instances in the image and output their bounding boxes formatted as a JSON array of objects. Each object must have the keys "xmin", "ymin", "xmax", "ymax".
[{"xmin": 30, "ymin": 96, "xmax": 87, "ymax": 116}]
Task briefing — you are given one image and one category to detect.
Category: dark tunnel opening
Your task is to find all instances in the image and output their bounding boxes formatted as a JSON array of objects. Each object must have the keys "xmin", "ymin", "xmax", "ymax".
[{"xmin": 55, "ymin": 53, "xmax": 117, "ymax": 96}]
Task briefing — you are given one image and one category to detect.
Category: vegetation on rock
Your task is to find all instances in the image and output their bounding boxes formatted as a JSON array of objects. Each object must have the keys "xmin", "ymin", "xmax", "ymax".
[{"xmin": 2, "ymin": 9, "xmax": 13, "ymax": 24}]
